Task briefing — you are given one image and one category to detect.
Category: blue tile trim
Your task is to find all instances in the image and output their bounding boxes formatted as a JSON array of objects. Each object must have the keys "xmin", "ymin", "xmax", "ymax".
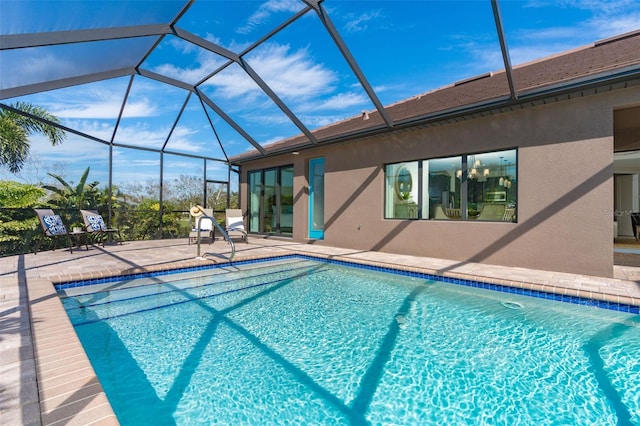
[{"xmin": 54, "ymin": 254, "xmax": 639, "ymax": 314}]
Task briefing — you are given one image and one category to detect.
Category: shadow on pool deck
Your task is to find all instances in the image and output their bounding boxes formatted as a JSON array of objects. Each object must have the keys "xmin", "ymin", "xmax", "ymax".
[{"xmin": 2, "ymin": 237, "xmax": 640, "ymax": 425}]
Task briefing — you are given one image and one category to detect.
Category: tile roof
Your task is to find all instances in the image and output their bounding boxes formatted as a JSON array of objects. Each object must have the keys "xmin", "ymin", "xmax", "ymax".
[{"xmin": 231, "ymin": 30, "xmax": 640, "ymax": 163}]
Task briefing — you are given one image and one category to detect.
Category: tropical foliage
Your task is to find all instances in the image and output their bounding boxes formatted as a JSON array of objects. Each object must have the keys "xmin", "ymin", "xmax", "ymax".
[
  {"xmin": 0, "ymin": 180, "xmax": 45, "ymax": 255},
  {"xmin": 0, "ymin": 167, "xmax": 238, "ymax": 256},
  {"xmin": 42, "ymin": 167, "xmax": 101, "ymax": 226},
  {"xmin": 0, "ymin": 102, "xmax": 66, "ymax": 173}
]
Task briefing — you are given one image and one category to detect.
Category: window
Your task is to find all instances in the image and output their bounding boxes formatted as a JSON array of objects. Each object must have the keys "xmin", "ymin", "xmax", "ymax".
[
  {"xmin": 466, "ymin": 150, "xmax": 517, "ymax": 221},
  {"xmin": 248, "ymin": 170, "xmax": 262, "ymax": 233},
  {"xmin": 424, "ymin": 156, "xmax": 461, "ymax": 220},
  {"xmin": 385, "ymin": 149, "xmax": 517, "ymax": 222},
  {"xmin": 248, "ymin": 165, "xmax": 294, "ymax": 235},
  {"xmin": 385, "ymin": 161, "xmax": 419, "ymax": 219}
]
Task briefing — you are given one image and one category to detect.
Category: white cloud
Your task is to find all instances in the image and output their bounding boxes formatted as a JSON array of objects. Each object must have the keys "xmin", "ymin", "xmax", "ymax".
[
  {"xmin": 164, "ymin": 126, "xmax": 213, "ymax": 154},
  {"xmin": 299, "ymin": 114, "xmax": 348, "ymax": 128},
  {"xmin": 587, "ymin": 13, "xmax": 640, "ymax": 38},
  {"xmin": 441, "ymin": 0, "xmax": 640, "ymax": 70},
  {"xmin": 203, "ymin": 65, "xmax": 263, "ymax": 100},
  {"xmin": 63, "ymin": 120, "xmax": 114, "ymax": 141},
  {"xmin": 298, "ymin": 92, "xmax": 368, "ymax": 113},
  {"xmin": 151, "ymin": 46, "xmax": 227, "ymax": 85},
  {"xmin": 53, "ymin": 99, "xmax": 157, "ymax": 119},
  {"xmin": 509, "ymin": 0, "xmax": 640, "ymax": 61},
  {"xmin": 113, "ymin": 122, "xmax": 171, "ymax": 148},
  {"xmin": 205, "ymin": 43, "xmax": 336, "ymax": 102},
  {"xmin": 15, "ymin": 80, "xmax": 163, "ymax": 122},
  {"xmin": 148, "ymin": 35, "xmax": 245, "ymax": 94},
  {"xmin": 26, "ymin": 133, "xmax": 111, "ymax": 176},
  {"xmin": 343, "ymin": 10, "xmax": 383, "ymax": 33},
  {"xmin": 165, "ymin": 37, "xmax": 199, "ymax": 55},
  {"xmin": 237, "ymin": 0, "xmax": 301, "ymax": 35},
  {"xmin": 2, "ymin": 51, "xmax": 76, "ymax": 90},
  {"xmin": 245, "ymin": 44, "xmax": 337, "ymax": 99},
  {"xmin": 125, "ymin": 159, "xmax": 159, "ymax": 167}
]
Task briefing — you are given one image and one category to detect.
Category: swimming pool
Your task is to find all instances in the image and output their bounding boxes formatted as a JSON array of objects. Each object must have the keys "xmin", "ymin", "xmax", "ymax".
[{"xmin": 58, "ymin": 256, "xmax": 640, "ymax": 425}]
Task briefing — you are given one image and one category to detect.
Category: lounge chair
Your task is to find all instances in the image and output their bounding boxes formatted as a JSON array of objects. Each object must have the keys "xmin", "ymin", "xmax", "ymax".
[
  {"xmin": 33, "ymin": 208, "xmax": 75, "ymax": 254},
  {"xmin": 189, "ymin": 207, "xmax": 215, "ymax": 244},
  {"xmin": 80, "ymin": 209, "xmax": 123, "ymax": 246},
  {"xmin": 225, "ymin": 209, "xmax": 248, "ymax": 243}
]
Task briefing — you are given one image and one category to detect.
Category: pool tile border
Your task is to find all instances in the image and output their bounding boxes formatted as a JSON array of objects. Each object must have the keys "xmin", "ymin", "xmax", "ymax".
[{"xmin": 53, "ymin": 252, "xmax": 639, "ymax": 313}]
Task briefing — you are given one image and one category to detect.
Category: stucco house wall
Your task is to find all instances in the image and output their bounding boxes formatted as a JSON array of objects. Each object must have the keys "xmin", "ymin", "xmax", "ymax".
[{"xmin": 238, "ymin": 85, "xmax": 640, "ymax": 277}]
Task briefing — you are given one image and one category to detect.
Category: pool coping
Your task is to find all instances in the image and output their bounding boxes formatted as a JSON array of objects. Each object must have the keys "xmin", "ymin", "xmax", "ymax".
[
  {"xmin": 28, "ymin": 250, "xmax": 640, "ymax": 425},
  {"xmin": 50, "ymin": 252, "xmax": 640, "ymax": 310}
]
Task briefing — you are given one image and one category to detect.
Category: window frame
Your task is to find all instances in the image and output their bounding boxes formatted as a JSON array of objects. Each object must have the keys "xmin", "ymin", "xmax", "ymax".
[
  {"xmin": 384, "ymin": 148, "xmax": 517, "ymax": 222},
  {"xmin": 247, "ymin": 164, "xmax": 294, "ymax": 236}
]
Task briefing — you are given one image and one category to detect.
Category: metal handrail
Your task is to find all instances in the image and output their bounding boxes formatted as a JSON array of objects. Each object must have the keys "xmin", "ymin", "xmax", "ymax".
[{"xmin": 195, "ymin": 213, "xmax": 235, "ymax": 260}]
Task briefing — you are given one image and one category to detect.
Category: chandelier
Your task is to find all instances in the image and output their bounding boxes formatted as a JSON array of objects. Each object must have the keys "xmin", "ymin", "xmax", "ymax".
[{"xmin": 498, "ymin": 157, "xmax": 512, "ymax": 189}]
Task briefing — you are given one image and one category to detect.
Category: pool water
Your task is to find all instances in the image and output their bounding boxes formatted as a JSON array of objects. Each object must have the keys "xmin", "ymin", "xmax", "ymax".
[{"xmin": 59, "ymin": 257, "xmax": 640, "ymax": 425}]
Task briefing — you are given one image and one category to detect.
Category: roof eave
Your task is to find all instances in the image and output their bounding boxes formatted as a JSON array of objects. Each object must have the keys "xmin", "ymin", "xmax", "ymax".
[{"xmin": 230, "ymin": 66, "xmax": 640, "ymax": 165}]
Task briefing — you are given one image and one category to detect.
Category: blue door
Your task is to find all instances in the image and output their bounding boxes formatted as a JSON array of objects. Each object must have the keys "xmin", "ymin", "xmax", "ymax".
[{"xmin": 308, "ymin": 157, "xmax": 324, "ymax": 239}]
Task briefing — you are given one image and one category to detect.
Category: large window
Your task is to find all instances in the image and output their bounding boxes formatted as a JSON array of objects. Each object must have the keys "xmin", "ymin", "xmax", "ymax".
[
  {"xmin": 248, "ymin": 165, "xmax": 294, "ymax": 236},
  {"xmin": 385, "ymin": 149, "xmax": 517, "ymax": 222}
]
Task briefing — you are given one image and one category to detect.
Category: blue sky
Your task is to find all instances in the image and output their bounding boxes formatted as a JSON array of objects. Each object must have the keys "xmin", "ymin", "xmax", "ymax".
[{"xmin": 1, "ymin": 0, "xmax": 639, "ymax": 190}]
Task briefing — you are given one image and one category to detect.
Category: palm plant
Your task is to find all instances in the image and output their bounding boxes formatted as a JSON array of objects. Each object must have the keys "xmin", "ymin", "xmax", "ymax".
[
  {"xmin": 0, "ymin": 102, "xmax": 66, "ymax": 173},
  {"xmin": 42, "ymin": 167, "xmax": 100, "ymax": 227},
  {"xmin": 43, "ymin": 166, "xmax": 100, "ymax": 208}
]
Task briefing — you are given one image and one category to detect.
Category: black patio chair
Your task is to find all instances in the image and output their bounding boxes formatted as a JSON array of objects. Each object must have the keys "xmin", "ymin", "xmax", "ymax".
[
  {"xmin": 33, "ymin": 208, "xmax": 75, "ymax": 254},
  {"xmin": 631, "ymin": 212, "xmax": 640, "ymax": 240}
]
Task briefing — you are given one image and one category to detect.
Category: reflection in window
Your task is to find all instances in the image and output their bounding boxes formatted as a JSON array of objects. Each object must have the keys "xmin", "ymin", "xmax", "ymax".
[
  {"xmin": 280, "ymin": 166, "xmax": 294, "ymax": 235},
  {"xmin": 385, "ymin": 149, "xmax": 516, "ymax": 222},
  {"xmin": 248, "ymin": 170, "xmax": 261, "ymax": 233},
  {"xmin": 385, "ymin": 162, "xmax": 419, "ymax": 219},
  {"xmin": 466, "ymin": 149, "xmax": 517, "ymax": 222},
  {"xmin": 247, "ymin": 165, "xmax": 294, "ymax": 235},
  {"xmin": 424, "ymin": 156, "xmax": 461, "ymax": 220}
]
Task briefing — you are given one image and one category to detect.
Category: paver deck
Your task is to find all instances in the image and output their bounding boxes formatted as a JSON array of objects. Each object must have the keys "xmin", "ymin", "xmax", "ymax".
[{"xmin": 2, "ymin": 238, "xmax": 639, "ymax": 425}]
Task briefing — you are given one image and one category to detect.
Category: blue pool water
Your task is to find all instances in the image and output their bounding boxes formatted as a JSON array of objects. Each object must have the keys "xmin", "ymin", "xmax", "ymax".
[{"xmin": 59, "ymin": 257, "xmax": 640, "ymax": 425}]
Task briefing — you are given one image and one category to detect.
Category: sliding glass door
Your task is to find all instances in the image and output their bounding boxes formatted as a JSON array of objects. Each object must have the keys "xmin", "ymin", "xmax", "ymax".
[{"xmin": 248, "ymin": 165, "xmax": 293, "ymax": 236}]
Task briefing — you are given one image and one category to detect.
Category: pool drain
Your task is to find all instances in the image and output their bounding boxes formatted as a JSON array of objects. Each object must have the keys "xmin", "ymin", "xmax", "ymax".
[{"xmin": 501, "ymin": 301, "xmax": 524, "ymax": 310}]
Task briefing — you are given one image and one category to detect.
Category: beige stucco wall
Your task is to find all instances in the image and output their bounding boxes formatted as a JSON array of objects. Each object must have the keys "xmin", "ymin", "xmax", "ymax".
[{"xmin": 238, "ymin": 86, "xmax": 640, "ymax": 277}]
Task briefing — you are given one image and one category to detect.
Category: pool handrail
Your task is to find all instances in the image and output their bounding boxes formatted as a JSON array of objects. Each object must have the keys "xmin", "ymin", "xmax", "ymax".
[{"xmin": 192, "ymin": 207, "xmax": 235, "ymax": 260}]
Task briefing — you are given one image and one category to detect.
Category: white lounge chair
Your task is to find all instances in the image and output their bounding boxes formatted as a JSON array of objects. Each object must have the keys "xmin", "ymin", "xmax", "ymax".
[
  {"xmin": 189, "ymin": 208, "xmax": 215, "ymax": 244},
  {"xmin": 225, "ymin": 209, "xmax": 248, "ymax": 243}
]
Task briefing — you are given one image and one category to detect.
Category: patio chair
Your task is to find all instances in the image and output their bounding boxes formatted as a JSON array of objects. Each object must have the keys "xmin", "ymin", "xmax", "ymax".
[
  {"xmin": 33, "ymin": 208, "xmax": 75, "ymax": 254},
  {"xmin": 225, "ymin": 209, "xmax": 248, "ymax": 243},
  {"xmin": 80, "ymin": 209, "xmax": 123, "ymax": 246},
  {"xmin": 189, "ymin": 207, "xmax": 215, "ymax": 245},
  {"xmin": 631, "ymin": 212, "xmax": 640, "ymax": 240}
]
